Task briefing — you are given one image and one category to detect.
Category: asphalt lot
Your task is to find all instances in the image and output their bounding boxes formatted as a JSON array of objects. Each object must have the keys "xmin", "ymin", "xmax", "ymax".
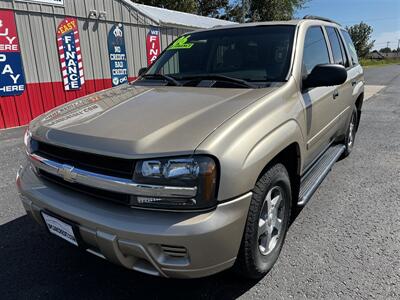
[{"xmin": 1, "ymin": 64, "xmax": 399, "ymax": 299}]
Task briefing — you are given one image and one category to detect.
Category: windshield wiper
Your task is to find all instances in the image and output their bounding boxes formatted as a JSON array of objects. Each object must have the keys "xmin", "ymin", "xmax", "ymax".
[
  {"xmin": 141, "ymin": 74, "xmax": 181, "ymax": 86},
  {"xmin": 179, "ymin": 74, "xmax": 255, "ymax": 88}
]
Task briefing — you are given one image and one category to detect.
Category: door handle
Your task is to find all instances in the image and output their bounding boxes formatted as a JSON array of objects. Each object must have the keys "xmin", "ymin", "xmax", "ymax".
[
  {"xmin": 333, "ymin": 90, "xmax": 339, "ymax": 99},
  {"xmin": 351, "ymin": 80, "xmax": 357, "ymax": 87}
]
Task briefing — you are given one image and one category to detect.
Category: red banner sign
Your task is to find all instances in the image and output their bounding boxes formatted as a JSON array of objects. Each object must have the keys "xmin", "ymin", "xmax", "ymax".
[
  {"xmin": 146, "ymin": 27, "xmax": 161, "ymax": 66},
  {"xmin": 57, "ymin": 17, "xmax": 84, "ymax": 91}
]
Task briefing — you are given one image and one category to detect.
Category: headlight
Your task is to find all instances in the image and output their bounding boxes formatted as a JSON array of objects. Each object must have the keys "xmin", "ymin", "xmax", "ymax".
[{"xmin": 132, "ymin": 156, "xmax": 218, "ymax": 210}]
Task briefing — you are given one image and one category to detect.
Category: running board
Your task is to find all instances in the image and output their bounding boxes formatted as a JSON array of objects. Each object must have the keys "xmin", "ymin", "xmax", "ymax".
[{"xmin": 298, "ymin": 144, "xmax": 345, "ymax": 206}]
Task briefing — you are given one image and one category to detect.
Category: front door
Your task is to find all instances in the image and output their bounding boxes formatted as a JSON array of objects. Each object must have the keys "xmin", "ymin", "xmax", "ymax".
[{"xmin": 301, "ymin": 26, "xmax": 338, "ymax": 167}]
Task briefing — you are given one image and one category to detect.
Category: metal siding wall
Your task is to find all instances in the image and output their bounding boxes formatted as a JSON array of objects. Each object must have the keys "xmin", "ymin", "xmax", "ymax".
[
  {"xmin": 137, "ymin": 25, "xmax": 147, "ymax": 68},
  {"xmin": 78, "ymin": 18, "xmax": 95, "ymax": 92},
  {"xmin": 28, "ymin": 3, "xmax": 41, "ymax": 12},
  {"xmin": 0, "ymin": 0, "xmax": 191, "ymax": 128},
  {"xmin": 64, "ymin": 0, "xmax": 76, "ymax": 16},
  {"xmin": 124, "ymin": 20, "xmax": 135, "ymax": 76},
  {"xmin": 30, "ymin": 13, "xmax": 56, "ymax": 111},
  {"xmin": 104, "ymin": 0, "xmax": 114, "ymax": 21},
  {"xmin": 40, "ymin": 3, "xmax": 54, "ymax": 14},
  {"xmin": 96, "ymin": 21, "xmax": 110, "ymax": 88},
  {"xmin": 52, "ymin": 4, "xmax": 65, "ymax": 15},
  {"xmin": 112, "ymin": 0, "xmax": 122, "ymax": 23},
  {"xmin": 74, "ymin": 0, "xmax": 86, "ymax": 18},
  {"xmin": 130, "ymin": 22, "xmax": 142, "ymax": 76},
  {"xmin": 0, "ymin": 0, "xmax": 12, "ymax": 9},
  {"xmin": 15, "ymin": 13, "xmax": 44, "ymax": 117}
]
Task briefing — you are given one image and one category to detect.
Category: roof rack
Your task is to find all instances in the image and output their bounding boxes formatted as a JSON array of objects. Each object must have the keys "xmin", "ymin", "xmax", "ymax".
[{"xmin": 303, "ymin": 15, "xmax": 341, "ymax": 26}]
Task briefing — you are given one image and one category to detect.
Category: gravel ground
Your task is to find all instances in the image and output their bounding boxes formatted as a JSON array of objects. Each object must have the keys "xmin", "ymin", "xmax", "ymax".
[{"xmin": 0, "ymin": 65, "xmax": 399, "ymax": 299}]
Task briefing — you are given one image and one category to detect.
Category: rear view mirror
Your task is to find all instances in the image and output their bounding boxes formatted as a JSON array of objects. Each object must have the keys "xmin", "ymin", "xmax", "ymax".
[
  {"xmin": 138, "ymin": 67, "xmax": 147, "ymax": 77},
  {"xmin": 303, "ymin": 64, "xmax": 347, "ymax": 89}
]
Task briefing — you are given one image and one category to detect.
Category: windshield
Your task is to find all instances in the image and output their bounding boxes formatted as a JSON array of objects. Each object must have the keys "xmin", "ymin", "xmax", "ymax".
[{"xmin": 140, "ymin": 25, "xmax": 295, "ymax": 88}]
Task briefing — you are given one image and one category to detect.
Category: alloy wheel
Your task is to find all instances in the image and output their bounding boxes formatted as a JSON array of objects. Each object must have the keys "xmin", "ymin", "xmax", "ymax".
[
  {"xmin": 348, "ymin": 112, "xmax": 356, "ymax": 150},
  {"xmin": 257, "ymin": 186, "xmax": 285, "ymax": 255}
]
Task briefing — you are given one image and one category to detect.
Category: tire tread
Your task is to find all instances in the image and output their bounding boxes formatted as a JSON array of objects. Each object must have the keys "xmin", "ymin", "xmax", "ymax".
[{"xmin": 235, "ymin": 163, "xmax": 291, "ymax": 279}]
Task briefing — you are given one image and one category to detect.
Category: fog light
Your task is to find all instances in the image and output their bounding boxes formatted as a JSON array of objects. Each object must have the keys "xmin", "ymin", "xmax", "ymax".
[{"xmin": 134, "ymin": 196, "xmax": 196, "ymax": 207}]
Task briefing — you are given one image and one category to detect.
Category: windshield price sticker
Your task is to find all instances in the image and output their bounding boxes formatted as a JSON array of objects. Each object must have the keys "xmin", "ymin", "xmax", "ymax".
[
  {"xmin": 57, "ymin": 17, "xmax": 84, "ymax": 91},
  {"xmin": 108, "ymin": 24, "xmax": 128, "ymax": 86},
  {"xmin": 168, "ymin": 35, "xmax": 194, "ymax": 50},
  {"xmin": 146, "ymin": 27, "xmax": 161, "ymax": 66},
  {"xmin": 0, "ymin": 9, "xmax": 26, "ymax": 96}
]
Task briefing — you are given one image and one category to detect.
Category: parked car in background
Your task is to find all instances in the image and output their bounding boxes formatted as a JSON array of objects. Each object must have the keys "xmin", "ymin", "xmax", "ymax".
[{"xmin": 17, "ymin": 16, "xmax": 364, "ymax": 279}]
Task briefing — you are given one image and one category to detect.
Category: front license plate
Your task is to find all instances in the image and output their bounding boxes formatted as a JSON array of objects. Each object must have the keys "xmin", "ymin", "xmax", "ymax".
[{"xmin": 41, "ymin": 212, "xmax": 78, "ymax": 246}]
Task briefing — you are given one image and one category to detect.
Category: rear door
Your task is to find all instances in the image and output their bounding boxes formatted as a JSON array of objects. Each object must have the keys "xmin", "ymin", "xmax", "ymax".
[
  {"xmin": 324, "ymin": 26, "xmax": 353, "ymax": 135},
  {"xmin": 340, "ymin": 29, "xmax": 364, "ymax": 108}
]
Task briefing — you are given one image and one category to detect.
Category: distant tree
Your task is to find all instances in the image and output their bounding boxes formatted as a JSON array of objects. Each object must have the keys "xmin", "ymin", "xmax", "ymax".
[
  {"xmin": 196, "ymin": 0, "xmax": 228, "ymax": 18},
  {"xmin": 222, "ymin": 0, "xmax": 308, "ymax": 22},
  {"xmin": 379, "ymin": 47, "xmax": 392, "ymax": 53},
  {"xmin": 249, "ymin": 0, "xmax": 308, "ymax": 22},
  {"xmin": 221, "ymin": 0, "xmax": 243, "ymax": 22},
  {"xmin": 346, "ymin": 22, "xmax": 375, "ymax": 58}
]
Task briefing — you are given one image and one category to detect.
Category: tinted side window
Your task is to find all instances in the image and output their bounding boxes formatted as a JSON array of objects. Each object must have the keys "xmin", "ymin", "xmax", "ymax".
[
  {"xmin": 303, "ymin": 26, "xmax": 330, "ymax": 75},
  {"xmin": 341, "ymin": 30, "xmax": 359, "ymax": 65},
  {"xmin": 326, "ymin": 27, "xmax": 344, "ymax": 65},
  {"xmin": 336, "ymin": 29, "xmax": 349, "ymax": 67}
]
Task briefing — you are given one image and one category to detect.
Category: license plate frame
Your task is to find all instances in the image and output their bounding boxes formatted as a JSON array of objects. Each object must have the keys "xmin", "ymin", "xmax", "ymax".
[{"xmin": 41, "ymin": 211, "xmax": 79, "ymax": 247}]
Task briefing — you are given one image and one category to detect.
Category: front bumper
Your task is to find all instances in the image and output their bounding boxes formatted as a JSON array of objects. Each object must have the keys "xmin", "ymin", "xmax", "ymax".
[{"xmin": 16, "ymin": 164, "xmax": 251, "ymax": 278}]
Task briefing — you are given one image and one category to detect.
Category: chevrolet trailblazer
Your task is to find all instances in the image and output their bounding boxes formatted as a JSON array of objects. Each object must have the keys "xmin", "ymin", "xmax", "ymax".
[{"xmin": 17, "ymin": 16, "xmax": 364, "ymax": 279}]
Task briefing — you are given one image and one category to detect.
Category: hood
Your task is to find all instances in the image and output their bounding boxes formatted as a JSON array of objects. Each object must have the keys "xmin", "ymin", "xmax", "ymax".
[{"xmin": 30, "ymin": 84, "xmax": 276, "ymax": 158}]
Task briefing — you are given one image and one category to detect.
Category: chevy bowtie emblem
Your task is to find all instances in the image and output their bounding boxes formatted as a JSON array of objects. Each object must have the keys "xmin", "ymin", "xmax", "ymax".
[{"xmin": 57, "ymin": 164, "xmax": 77, "ymax": 183}]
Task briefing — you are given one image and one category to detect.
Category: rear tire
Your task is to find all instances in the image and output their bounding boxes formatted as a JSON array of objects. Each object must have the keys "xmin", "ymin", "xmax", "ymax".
[
  {"xmin": 342, "ymin": 105, "xmax": 358, "ymax": 158},
  {"xmin": 235, "ymin": 163, "xmax": 291, "ymax": 279}
]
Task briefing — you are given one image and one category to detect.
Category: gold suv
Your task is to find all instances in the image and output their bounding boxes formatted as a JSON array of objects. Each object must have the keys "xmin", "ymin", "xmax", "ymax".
[{"xmin": 17, "ymin": 16, "xmax": 364, "ymax": 278}]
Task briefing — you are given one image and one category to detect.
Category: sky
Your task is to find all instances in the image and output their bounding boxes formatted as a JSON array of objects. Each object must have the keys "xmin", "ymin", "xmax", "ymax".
[{"xmin": 295, "ymin": 0, "xmax": 400, "ymax": 50}]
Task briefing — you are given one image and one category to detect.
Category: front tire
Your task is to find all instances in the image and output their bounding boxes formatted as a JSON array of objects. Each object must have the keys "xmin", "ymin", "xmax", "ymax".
[{"xmin": 235, "ymin": 163, "xmax": 291, "ymax": 279}]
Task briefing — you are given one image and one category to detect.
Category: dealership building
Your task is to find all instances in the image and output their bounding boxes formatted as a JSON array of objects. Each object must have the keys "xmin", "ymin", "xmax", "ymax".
[{"xmin": 0, "ymin": 0, "xmax": 234, "ymax": 129}]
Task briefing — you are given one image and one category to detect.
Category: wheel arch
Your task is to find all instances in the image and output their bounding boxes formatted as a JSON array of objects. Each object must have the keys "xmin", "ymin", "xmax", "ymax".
[
  {"xmin": 240, "ymin": 119, "xmax": 303, "ymax": 209},
  {"xmin": 355, "ymin": 92, "xmax": 364, "ymax": 130},
  {"xmin": 256, "ymin": 142, "xmax": 301, "ymax": 210}
]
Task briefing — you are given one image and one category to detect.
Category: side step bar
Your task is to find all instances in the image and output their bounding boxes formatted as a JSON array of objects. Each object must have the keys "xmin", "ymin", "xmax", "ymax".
[{"xmin": 298, "ymin": 144, "xmax": 345, "ymax": 206}]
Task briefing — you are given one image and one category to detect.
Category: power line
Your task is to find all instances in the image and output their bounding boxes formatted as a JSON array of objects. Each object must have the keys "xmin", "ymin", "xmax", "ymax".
[{"xmin": 374, "ymin": 40, "xmax": 399, "ymax": 46}]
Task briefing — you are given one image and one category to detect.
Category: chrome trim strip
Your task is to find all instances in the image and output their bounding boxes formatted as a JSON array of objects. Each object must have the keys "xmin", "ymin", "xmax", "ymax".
[{"xmin": 29, "ymin": 153, "xmax": 197, "ymax": 198}]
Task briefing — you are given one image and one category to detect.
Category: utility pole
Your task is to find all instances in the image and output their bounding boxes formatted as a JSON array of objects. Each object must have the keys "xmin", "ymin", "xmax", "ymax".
[
  {"xmin": 242, "ymin": 0, "xmax": 249, "ymax": 23},
  {"xmin": 397, "ymin": 39, "xmax": 400, "ymax": 52},
  {"xmin": 387, "ymin": 41, "xmax": 390, "ymax": 49}
]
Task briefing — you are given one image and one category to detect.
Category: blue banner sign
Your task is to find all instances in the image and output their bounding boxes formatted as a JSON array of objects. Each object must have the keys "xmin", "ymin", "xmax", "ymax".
[
  {"xmin": 108, "ymin": 24, "xmax": 128, "ymax": 86},
  {"xmin": 0, "ymin": 10, "xmax": 25, "ymax": 96}
]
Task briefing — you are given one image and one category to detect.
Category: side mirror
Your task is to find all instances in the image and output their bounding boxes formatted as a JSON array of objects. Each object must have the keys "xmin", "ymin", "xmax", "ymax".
[
  {"xmin": 303, "ymin": 64, "xmax": 347, "ymax": 89},
  {"xmin": 138, "ymin": 67, "xmax": 147, "ymax": 77}
]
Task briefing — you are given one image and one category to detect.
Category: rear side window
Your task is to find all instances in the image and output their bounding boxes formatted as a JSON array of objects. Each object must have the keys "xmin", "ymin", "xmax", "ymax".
[
  {"xmin": 326, "ymin": 27, "xmax": 346, "ymax": 66},
  {"xmin": 302, "ymin": 26, "xmax": 330, "ymax": 75},
  {"xmin": 341, "ymin": 30, "xmax": 359, "ymax": 65}
]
